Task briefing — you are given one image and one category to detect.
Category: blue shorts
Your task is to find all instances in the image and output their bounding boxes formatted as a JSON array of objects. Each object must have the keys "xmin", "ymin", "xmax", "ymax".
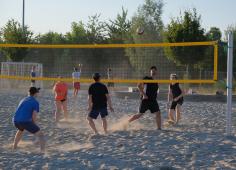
[
  {"xmin": 89, "ymin": 108, "xmax": 108, "ymax": 119},
  {"xmin": 14, "ymin": 122, "xmax": 40, "ymax": 134}
]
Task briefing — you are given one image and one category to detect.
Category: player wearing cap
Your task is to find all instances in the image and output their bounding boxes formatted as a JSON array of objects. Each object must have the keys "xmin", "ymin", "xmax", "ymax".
[
  {"xmin": 12, "ymin": 87, "xmax": 45, "ymax": 152},
  {"xmin": 87, "ymin": 73, "xmax": 114, "ymax": 135}
]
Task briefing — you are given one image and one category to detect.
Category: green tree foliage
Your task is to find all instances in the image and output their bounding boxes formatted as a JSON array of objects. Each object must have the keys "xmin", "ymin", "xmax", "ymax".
[
  {"xmin": 164, "ymin": 9, "xmax": 206, "ymax": 68},
  {"xmin": 65, "ymin": 21, "xmax": 88, "ymax": 44},
  {"xmin": 29, "ymin": 32, "xmax": 67, "ymax": 76},
  {"xmin": 206, "ymin": 27, "xmax": 221, "ymax": 40},
  {"xmin": 0, "ymin": 19, "xmax": 33, "ymax": 61},
  {"xmin": 37, "ymin": 31, "xmax": 66, "ymax": 44},
  {"xmin": 127, "ymin": 0, "xmax": 166, "ymax": 77},
  {"xmin": 203, "ymin": 27, "xmax": 227, "ymax": 72},
  {"xmin": 131, "ymin": 0, "xmax": 163, "ymax": 43},
  {"xmin": 106, "ymin": 7, "xmax": 131, "ymax": 43},
  {"xmin": 86, "ymin": 14, "xmax": 106, "ymax": 44}
]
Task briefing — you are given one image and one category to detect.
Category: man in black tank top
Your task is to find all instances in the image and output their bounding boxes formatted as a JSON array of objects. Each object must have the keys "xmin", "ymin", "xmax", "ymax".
[
  {"xmin": 128, "ymin": 66, "xmax": 162, "ymax": 130},
  {"xmin": 167, "ymin": 74, "xmax": 184, "ymax": 124}
]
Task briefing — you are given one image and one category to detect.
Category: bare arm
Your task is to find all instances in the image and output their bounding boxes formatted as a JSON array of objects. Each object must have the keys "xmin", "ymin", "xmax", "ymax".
[
  {"xmin": 137, "ymin": 83, "xmax": 148, "ymax": 99},
  {"xmin": 52, "ymin": 84, "xmax": 56, "ymax": 93},
  {"xmin": 32, "ymin": 111, "xmax": 37, "ymax": 123},
  {"xmin": 79, "ymin": 64, "xmax": 82, "ymax": 73},
  {"xmin": 168, "ymin": 85, "xmax": 172, "ymax": 102}
]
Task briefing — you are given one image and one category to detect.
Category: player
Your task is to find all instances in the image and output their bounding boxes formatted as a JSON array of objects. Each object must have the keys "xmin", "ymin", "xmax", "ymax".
[
  {"xmin": 72, "ymin": 65, "xmax": 82, "ymax": 97},
  {"xmin": 107, "ymin": 68, "xmax": 114, "ymax": 91},
  {"xmin": 12, "ymin": 87, "xmax": 45, "ymax": 152},
  {"xmin": 30, "ymin": 66, "xmax": 36, "ymax": 87},
  {"xmin": 128, "ymin": 66, "xmax": 162, "ymax": 130},
  {"xmin": 53, "ymin": 76, "xmax": 68, "ymax": 122},
  {"xmin": 87, "ymin": 73, "xmax": 114, "ymax": 135},
  {"xmin": 167, "ymin": 74, "xmax": 184, "ymax": 124}
]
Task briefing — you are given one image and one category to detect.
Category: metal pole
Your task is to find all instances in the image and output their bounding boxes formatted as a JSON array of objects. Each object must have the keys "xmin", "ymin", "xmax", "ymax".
[
  {"xmin": 22, "ymin": 0, "xmax": 25, "ymax": 30},
  {"xmin": 226, "ymin": 32, "xmax": 233, "ymax": 136}
]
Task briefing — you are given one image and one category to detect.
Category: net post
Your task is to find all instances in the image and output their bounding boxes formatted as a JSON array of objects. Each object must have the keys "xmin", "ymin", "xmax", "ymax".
[
  {"xmin": 213, "ymin": 44, "xmax": 218, "ymax": 81},
  {"xmin": 226, "ymin": 32, "xmax": 233, "ymax": 136}
]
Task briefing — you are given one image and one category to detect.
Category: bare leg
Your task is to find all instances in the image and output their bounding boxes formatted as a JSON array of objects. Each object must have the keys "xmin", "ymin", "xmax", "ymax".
[
  {"xmin": 128, "ymin": 113, "xmax": 143, "ymax": 123},
  {"xmin": 168, "ymin": 109, "xmax": 175, "ymax": 122},
  {"xmin": 87, "ymin": 116, "xmax": 98, "ymax": 134},
  {"xmin": 102, "ymin": 117, "xmax": 108, "ymax": 134},
  {"xmin": 75, "ymin": 89, "xmax": 78, "ymax": 96},
  {"xmin": 62, "ymin": 101, "xmax": 68, "ymax": 120},
  {"xmin": 55, "ymin": 101, "xmax": 61, "ymax": 122},
  {"xmin": 13, "ymin": 130, "xmax": 24, "ymax": 149},
  {"xmin": 34, "ymin": 131, "xmax": 46, "ymax": 152},
  {"xmin": 175, "ymin": 104, "xmax": 181, "ymax": 124},
  {"xmin": 155, "ymin": 111, "xmax": 162, "ymax": 130}
]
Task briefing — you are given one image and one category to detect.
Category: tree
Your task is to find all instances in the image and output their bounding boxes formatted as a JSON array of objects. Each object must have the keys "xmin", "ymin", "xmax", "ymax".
[
  {"xmin": 131, "ymin": 0, "xmax": 164, "ymax": 43},
  {"xmin": 86, "ymin": 14, "xmax": 106, "ymax": 44},
  {"xmin": 32, "ymin": 32, "xmax": 67, "ymax": 76},
  {"xmin": 65, "ymin": 21, "xmax": 88, "ymax": 44},
  {"xmin": 204, "ymin": 27, "xmax": 227, "ymax": 72},
  {"xmin": 127, "ymin": 0, "xmax": 165, "ymax": 76},
  {"xmin": 206, "ymin": 27, "xmax": 221, "ymax": 41},
  {"xmin": 106, "ymin": 7, "xmax": 131, "ymax": 43},
  {"xmin": 0, "ymin": 19, "xmax": 33, "ymax": 61},
  {"xmin": 37, "ymin": 31, "xmax": 66, "ymax": 44},
  {"xmin": 164, "ymin": 9, "xmax": 206, "ymax": 77}
]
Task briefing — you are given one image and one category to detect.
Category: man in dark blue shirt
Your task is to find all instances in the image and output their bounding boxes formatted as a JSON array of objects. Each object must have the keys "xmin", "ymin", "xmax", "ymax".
[{"xmin": 128, "ymin": 66, "xmax": 162, "ymax": 130}]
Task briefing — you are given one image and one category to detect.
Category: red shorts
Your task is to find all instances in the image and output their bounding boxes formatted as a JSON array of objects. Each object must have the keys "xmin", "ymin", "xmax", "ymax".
[{"xmin": 73, "ymin": 82, "xmax": 80, "ymax": 89}]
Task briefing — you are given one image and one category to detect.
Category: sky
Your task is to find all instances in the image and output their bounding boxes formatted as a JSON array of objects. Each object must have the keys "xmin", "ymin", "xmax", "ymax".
[{"xmin": 0, "ymin": 0, "xmax": 236, "ymax": 36}]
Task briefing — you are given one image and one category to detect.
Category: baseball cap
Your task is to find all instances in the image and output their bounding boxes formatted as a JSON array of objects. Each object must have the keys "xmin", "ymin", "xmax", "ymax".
[{"xmin": 29, "ymin": 87, "xmax": 40, "ymax": 95}]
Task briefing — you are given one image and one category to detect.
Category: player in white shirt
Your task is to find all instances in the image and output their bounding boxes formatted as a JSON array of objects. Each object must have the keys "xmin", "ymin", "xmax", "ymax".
[{"xmin": 72, "ymin": 65, "xmax": 82, "ymax": 97}]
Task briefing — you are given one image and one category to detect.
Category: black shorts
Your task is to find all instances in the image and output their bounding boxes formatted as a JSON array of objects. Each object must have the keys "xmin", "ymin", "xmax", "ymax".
[
  {"xmin": 56, "ymin": 99, "xmax": 66, "ymax": 103},
  {"xmin": 89, "ymin": 108, "xmax": 108, "ymax": 119},
  {"xmin": 14, "ymin": 121, "xmax": 40, "ymax": 134},
  {"xmin": 170, "ymin": 98, "xmax": 183, "ymax": 110},
  {"xmin": 139, "ymin": 99, "xmax": 160, "ymax": 113},
  {"xmin": 60, "ymin": 99, "xmax": 66, "ymax": 102}
]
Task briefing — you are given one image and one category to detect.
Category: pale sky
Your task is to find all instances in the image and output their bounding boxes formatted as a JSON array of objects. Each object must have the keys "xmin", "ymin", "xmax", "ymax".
[{"xmin": 0, "ymin": 0, "xmax": 235, "ymax": 36}]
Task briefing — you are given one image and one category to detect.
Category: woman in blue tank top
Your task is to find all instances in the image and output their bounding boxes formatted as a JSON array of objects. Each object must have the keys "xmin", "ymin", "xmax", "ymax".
[{"xmin": 167, "ymin": 74, "xmax": 184, "ymax": 124}]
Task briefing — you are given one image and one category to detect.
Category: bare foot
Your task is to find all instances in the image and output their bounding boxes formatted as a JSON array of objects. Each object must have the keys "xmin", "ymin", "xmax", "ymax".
[
  {"xmin": 167, "ymin": 119, "xmax": 175, "ymax": 124},
  {"xmin": 12, "ymin": 144, "xmax": 17, "ymax": 150}
]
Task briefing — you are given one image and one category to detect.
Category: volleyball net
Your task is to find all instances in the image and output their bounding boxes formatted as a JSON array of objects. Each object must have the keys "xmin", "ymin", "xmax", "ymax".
[{"xmin": 0, "ymin": 41, "xmax": 218, "ymax": 88}]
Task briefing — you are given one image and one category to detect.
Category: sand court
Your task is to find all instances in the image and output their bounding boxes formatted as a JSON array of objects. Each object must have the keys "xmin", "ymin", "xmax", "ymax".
[{"xmin": 0, "ymin": 90, "xmax": 236, "ymax": 169}]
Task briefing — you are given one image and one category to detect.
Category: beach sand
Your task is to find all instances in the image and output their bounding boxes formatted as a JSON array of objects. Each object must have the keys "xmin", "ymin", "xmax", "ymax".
[{"xmin": 0, "ymin": 90, "xmax": 236, "ymax": 169}]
